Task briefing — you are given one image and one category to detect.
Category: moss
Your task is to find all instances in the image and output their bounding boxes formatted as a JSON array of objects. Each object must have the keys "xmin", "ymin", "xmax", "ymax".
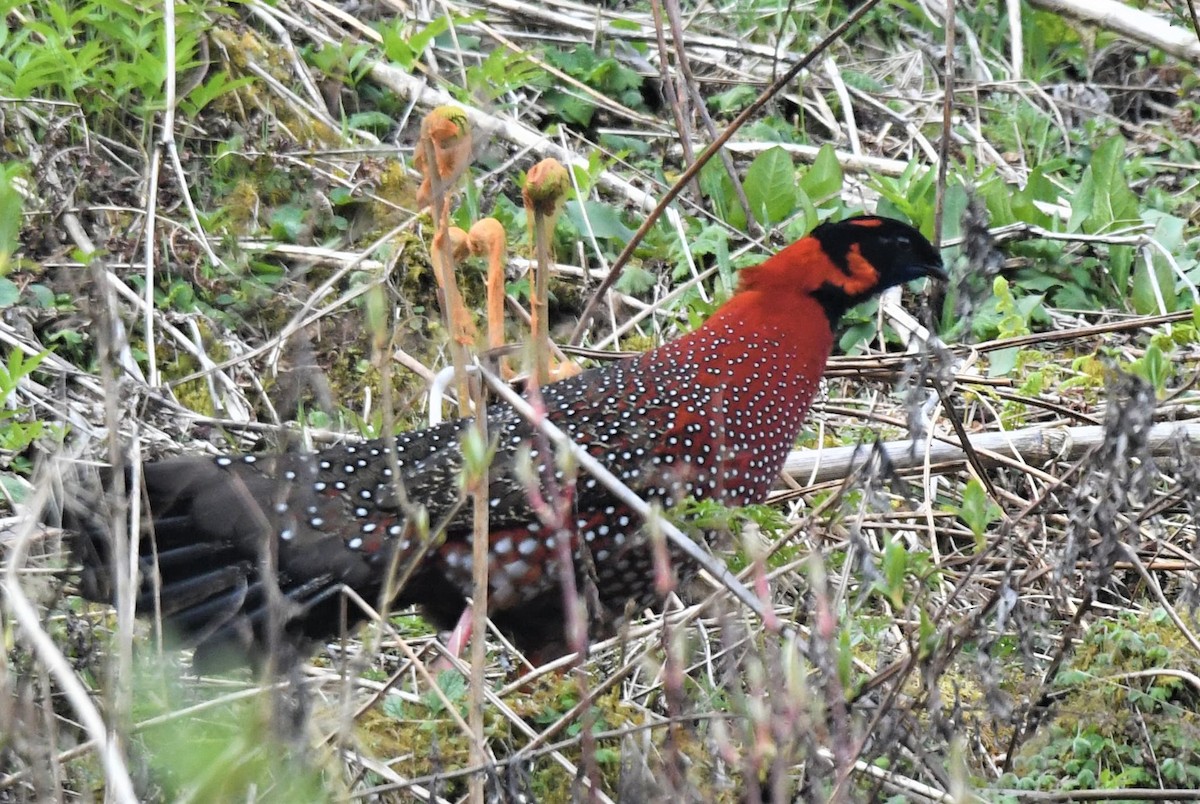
[
  {"xmin": 1002, "ymin": 609, "xmax": 1200, "ymax": 791},
  {"xmin": 351, "ymin": 662, "xmax": 745, "ymax": 801}
]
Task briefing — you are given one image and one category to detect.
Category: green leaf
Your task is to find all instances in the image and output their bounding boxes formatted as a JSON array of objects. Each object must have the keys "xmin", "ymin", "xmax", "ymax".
[
  {"xmin": 269, "ymin": 205, "xmax": 306, "ymax": 242},
  {"xmin": 956, "ymin": 477, "xmax": 1002, "ymax": 543},
  {"xmin": 1130, "ymin": 342, "xmax": 1172, "ymax": 394},
  {"xmin": 1131, "ymin": 258, "xmax": 1176, "ymax": 315},
  {"xmin": 1070, "ymin": 136, "xmax": 1138, "ymax": 236},
  {"xmin": 743, "ymin": 146, "xmax": 796, "ymax": 225},
  {"xmin": 0, "ymin": 277, "xmax": 18, "ymax": 308},
  {"xmin": 917, "ymin": 610, "xmax": 939, "ymax": 660},
  {"xmin": 564, "ymin": 201, "xmax": 632, "ymax": 244},
  {"xmin": 798, "ymin": 144, "xmax": 843, "ymax": 203},
  {"xmin": 880, "ymin": 535, "xmax": 908, "ymax": 609},
  {"xmin": 614, "ymin": 265, "xmax": 656, "ymax": 295},
  {"xmin": 988, "ymin": 346, "xmax": 1019, "ymax": 378}
]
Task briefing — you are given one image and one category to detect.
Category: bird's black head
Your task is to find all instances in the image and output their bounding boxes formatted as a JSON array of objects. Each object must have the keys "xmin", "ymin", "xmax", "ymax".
[{"xmin": 807, "ymin": 215, "xmax": 947, "ymax": 321}]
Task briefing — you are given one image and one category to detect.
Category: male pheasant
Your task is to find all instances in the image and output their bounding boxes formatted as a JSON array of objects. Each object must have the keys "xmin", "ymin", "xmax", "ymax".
[{"xmin": 67, "ymin": 216, "xmax": 945, "ymax": 670}]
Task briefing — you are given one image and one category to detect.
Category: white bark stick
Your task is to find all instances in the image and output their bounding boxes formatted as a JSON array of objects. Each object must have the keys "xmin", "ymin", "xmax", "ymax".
[
  {"xmin": 783, "ymin": 422, "xmax": 1200, "ymax": 485},
  {"xmin": 1027, "ymin": 0, "xmax": 1200, "ymax": 65}
]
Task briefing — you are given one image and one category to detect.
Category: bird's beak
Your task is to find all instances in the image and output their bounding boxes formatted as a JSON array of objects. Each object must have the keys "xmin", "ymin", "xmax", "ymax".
[
  {"xmin": 897, "ymin": 258, "xmax": 949, "ymax": 286},
  {"xmin": 922, "ymin": 260, "xmax": 950, "ymax": 283}
]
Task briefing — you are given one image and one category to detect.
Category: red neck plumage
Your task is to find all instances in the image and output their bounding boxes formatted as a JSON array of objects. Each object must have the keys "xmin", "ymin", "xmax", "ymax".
[{"xmin": 639, "ymin": 283, "xmax": 836, "ymax": 504}]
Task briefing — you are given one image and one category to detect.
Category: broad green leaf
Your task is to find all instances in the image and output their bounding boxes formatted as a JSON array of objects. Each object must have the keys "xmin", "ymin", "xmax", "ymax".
[
  {"xmin": 564, "ymin": 201, "xmax": 632, "ymax": 244},
  {"xmin": 1131, "ymin": 258, "xmax": 1176, "ymax": 315},
  {"xmin": 988, "ymin": 346, "xmax": 1019, "ymax": 378},
  {"xmin": 744, "ymin": 146, "xmax": 796, "ymax": 225},
  {"xmin": 798, "ymin": 144, "xmax": 843, "ymax": 203},
  {"xmin": 0, "ymin": 277, "xmax": 18, "ymax": 308}
]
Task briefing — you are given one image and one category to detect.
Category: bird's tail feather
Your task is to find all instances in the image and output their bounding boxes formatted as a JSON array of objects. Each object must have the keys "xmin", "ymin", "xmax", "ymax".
[{"xmin": 61, "ymin": 459, "xmax": 324, "ymax": 672}]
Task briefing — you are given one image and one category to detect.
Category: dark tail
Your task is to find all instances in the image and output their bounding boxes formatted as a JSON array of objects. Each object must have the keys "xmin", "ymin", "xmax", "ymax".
[{"xmin": 63, "ymin": 458, "xmax": 344, "ymax": 673}]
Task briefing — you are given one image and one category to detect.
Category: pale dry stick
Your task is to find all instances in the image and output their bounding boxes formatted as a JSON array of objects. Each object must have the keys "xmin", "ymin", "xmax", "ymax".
[
  {"xmin": 973, "ymin": 308, "xmax": 1190, "ymax": 355},
  {"xmin": 59, "ymin": 215, "xmax": 146, "ymax": 383},
  {"xmin": 662, "ymin": 0, "xmax": 756, "ymax": 231},
  {"xmin": 648, "ymin": 0, "xmax": 701, "ymax": 201},
  {"xmin": 352, "ymin": 705, "xmax": 624, "ymax": 804},
  {"xmin": 172, "ymin": 277, "xmax": 378, "ymax": 387},
  {"xmin": 557, "ymin": 131, "xmax": 613, "ymax": 279},
  {"xmin": 101, "ymin": 269, "xmax": 250, "ymax": 420},
  {"xmin": 3, "ymin": 483, "xmax": 138, "ymax": 803},
  {"xmin": 933, "ymin": 0, "xmax": 956, "ymax": 247},
  {"xmin": 135, "ymin": 168, "xmax": 159, "ymax": 383},
  {"xmin": 418, "ymin": 645, "xmax": 614, "ymax": 798},
  {"xmin": 957, "ymin": 118, "xmax": 1023, "ymax": 182},
  {"xmin": 238, "ymin": 241, "xmax": 385, "ymax": 273},
  {"xmin": 1007, "ymin": 0, "xmax": 1024, "ymax": 79},
  {"xmin": 1143, "ymin": 236, "xmax": 1200, "ymax": 303},
  {"xmin": 918, "ymin": 0, "xmax": 992, "ymax": 82},
  {"xmin": 259, "ymin": 151, "xmax": 409, "ymax": 215},
  {"xmin": 588, "ymin": 263, "xmax": 720, "ymax": 353},
  {"xmin": 88, "ymin": 246, "xmax": 144, "ymax": 781},
  {"xmin": 153, "ymin": 26, "xmax": 224, "ymax": 275},
  {"xmin": 1028, "ymin": 0, "xmax": 1200, "ymax": 64},
  {"xmin": 823, "ymin": 56, "xmax": 861, "ymax": 156},
  {"xmin": 802, "ymin": 84, "xmax": 845, "ymax": 143},
  {"xmin": 821, "ymin": 743, "xmax": 974, "ymax": 803},
  {"xmin": 340, "ymin": 750, "xmax": 452, "ymax": 804},
  {"xmin": 844, "ymin": 87, "xmax": 944, "ymax": 166},
  {"xmin": 368, "ymin": 62, "xmax": 662, "ymax": 214},
  {"xmin": 184, "ymin": 318, "xmax": 222, "ymax": 418},
  {"xmin": 299, "ymin": 0, "xmax": 382, "ymax": 41},
  {"xmin": 1117, "ymin": 543, "xmax": 1200, "ymax": 655},
  {"xmin": 480, "ymin": 0, "xmax": 792, "ymax": 60},
  {"xmin": 780, "ymin": 422, "xmax": 1200, "ymax": 486},
  {"xmin": 325, "ymin": 590, "xmax": 609, "ymax": 801},
  {"xmin": 137, "ymin": 0, "xmax": 180, "ymax": 390},
  {"xmin": 246, "ymin": 1, "xmax": 328, "ymax": 111},
  {"xmin": 336, "ymin": 587, "xmax": 487, "ymax": 752},
  {"xmin": 699, "ymin": 139, "xmax": 918, "ymax": 178},
  {"xmin": 74, "ymin": 204, "xmax": 223, "ymax": 264},
  {"xmin": 240, "ymin": 59, "xmax": 368, "ymax": 144},
  {"xmin": 393, "ymin": 344, "xmax": 438, "ymax": 383}
]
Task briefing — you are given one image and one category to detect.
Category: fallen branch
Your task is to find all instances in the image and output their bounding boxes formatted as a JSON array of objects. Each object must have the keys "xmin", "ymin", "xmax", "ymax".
[
  {"xmin": 783, "ymin": 421, "xmax": 1200, "ymax": 486},
  {"xmin": 1027, "ymin": 0, "xmax": 1200, "ymax": 65}
]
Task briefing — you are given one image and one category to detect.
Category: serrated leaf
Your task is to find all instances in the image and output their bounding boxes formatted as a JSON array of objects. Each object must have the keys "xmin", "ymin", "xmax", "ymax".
[{"xmin": 615, "ymin": 265, "xmax": 656, "ymax": 295}]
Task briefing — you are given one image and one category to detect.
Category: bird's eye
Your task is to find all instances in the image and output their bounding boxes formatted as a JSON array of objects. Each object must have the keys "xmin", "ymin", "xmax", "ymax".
[{"xmin": 892, "ymin": 235, "xmax": 913, "ymax": 250}]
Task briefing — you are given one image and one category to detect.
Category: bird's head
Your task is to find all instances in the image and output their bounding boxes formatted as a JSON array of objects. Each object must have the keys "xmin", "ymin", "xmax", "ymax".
[{"xmin": 738, "ymin": 215, "xmax": 947, "ymax": 322}]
